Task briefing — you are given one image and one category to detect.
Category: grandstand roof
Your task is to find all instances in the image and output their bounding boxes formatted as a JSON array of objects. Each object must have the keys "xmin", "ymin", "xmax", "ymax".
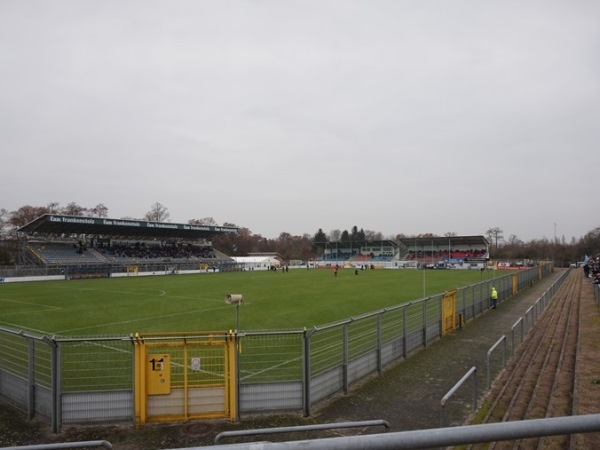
[{"xmin": 18, "ymin": 214, "xmax": 239, "ymax": 240}]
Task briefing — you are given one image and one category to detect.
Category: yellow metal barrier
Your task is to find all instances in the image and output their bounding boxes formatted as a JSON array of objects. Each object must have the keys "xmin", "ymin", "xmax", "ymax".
[
  {"xmin": 442, "ymin": 289, "xmax": 457, "ymax": 337},
  {"xmin": 133, "ymin": 331, "xmax": 237, "ymax": 426}
]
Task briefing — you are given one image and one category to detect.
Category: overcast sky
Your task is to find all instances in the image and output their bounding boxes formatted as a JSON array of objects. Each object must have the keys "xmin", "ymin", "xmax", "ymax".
[{"xmin": 1, "ymin": 1, "xmax": 599, "ymax": 242}]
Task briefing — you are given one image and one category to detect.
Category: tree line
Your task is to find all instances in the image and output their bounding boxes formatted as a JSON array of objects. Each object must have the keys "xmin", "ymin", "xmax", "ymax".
[{"xmin": 1, "ymin": 202, "xmax": 599, "ymax": 266}]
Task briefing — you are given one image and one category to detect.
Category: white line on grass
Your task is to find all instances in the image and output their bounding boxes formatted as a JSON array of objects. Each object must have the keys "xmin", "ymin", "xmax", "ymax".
[
  {"xmin": 73, "ymin": 288, "xmax": 222, "ymax": 303},
  {"xmin": 0, "ymin": 321, "xmax": 55, "ymax": 335},
  {"xmin": 0, "ymin": 297, "xmax": 61, "ymax": 315},
  {"xmin": 56, "ymin": 304, "xmax": 234, "ymax": 334},
  {"xmin": 239, "ymin": 354, "xmax": 303, "ymax": 382},
  {"xmin": 75, "ymin": 288, "xmax": 169, "ymax": 297},
  {"xmin": 74, "ymin": 340, "xmax": 225, "ymax": 379}
]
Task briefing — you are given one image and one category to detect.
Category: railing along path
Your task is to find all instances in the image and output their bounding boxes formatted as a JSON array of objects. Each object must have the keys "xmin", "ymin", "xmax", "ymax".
[{"xmin": 467, "ymin": 270, "xmax": 582, "ymax": 450}]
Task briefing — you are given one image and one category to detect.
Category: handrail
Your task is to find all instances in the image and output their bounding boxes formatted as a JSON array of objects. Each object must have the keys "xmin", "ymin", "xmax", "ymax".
[
  {"xmin": 510, "ymin": 317, "xmax": 524, "ymax": 355},
  {"xmin": 0, "ymin": 440, "xmax": 113, "ymax": 450},
  {"xmin": 440, "ymin": 366, "xmax": 477, "ymax": 427},
  {"xmin": 214, "ymin": 420, "xmax": 390, "ymax": 444},
  {"xmin": 487, "ymin": 335, "xmax": 507, "ymax": 389},
  {"xmin": 199, "ymin": 414, "xmax": 600, "ymax": 450}
]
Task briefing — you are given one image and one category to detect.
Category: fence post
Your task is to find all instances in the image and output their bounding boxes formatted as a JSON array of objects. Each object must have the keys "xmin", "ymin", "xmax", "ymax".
[
  {"xmin": 42, "ymin": 336, "xmax": 60, "ymax": 432},
  {"xmin": 377, "ymin": 314, "xmax": 383, "ymax": 374},
  {"xmin": 343, "ymin": 323, "xmax": 349, "ymax": 394},
  {"xmin": 303, "ymin": 328, "xmax": 312, "ymax": 417},
  {"xmin": 27, "ymin": 336, "xmax": 35, "ymax": 419},
  {"xmin": 235, "ymin": 332, "xmax": 241, "ymax": 422},
  {"xmin": 423, "ymin": 299, "xmax": 428, "ymax": 349},
  {"xmin": 402, "ymin": 304, "xmax": 408, "ymax": 358},
  {"xmin": 460, "ymin": 288, "xmax": 466, "ymax": 324}
]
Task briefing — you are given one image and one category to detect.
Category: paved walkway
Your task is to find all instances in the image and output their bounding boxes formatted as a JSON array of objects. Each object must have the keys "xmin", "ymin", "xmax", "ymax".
[{"xmin": 313, "ymin": 268, "xmax": 567, "ymax": 432}]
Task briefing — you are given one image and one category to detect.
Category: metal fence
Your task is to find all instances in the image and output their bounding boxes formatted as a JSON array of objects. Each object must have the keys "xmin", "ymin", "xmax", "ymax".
[
  {"xmin": 0, "ymin": 260, "xmax": 242, "ymax": 280},
  {"xmin": 0, "ymin": 264, "xmax": 554, "ymax": 431}
]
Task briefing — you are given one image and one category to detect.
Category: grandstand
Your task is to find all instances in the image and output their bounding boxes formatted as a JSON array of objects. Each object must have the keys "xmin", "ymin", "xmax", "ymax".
[
  {"xmin": 314, "ymin": 235, "xmax": 489, "ymax": 269},
  {"xmin": 16, "ymin": 214, "xmax": 239, "ymax": 278},
  {"xmin": 15, "ymin": 215, "xmax": 490, "ymax": 276},
  {"xmin": 313, "ymin": 240, "xmax": 402, "ymax": 263},
  {"xmin": 400, "ymin": 235, "xmax": 489, "ymax": 268}
]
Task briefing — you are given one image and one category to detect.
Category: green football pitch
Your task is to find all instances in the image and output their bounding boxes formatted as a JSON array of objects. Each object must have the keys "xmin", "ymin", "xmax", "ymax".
[{"xmin": 0, "ymin": 268, "xmax": 501, "ymax": 337}]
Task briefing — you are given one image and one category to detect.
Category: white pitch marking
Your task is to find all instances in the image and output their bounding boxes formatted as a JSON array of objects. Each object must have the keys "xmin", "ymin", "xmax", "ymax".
[
  {"xmin": 0, "ymin": 297, "xmax": 61, "ymax": 316},
  {"xmin": 56, "ymin": 304, "xmax": 234, "ymax": 334},
  {"xmin": 0, "ymin": 321, "xmax": 55, "ymax": 335},
  {"xmin": 71, "ymin": 288, "xmax": 221, "ymax": 303},
  {"xmin": 239, "ymin": 354, "xmax": 303, "ymax": 382}
]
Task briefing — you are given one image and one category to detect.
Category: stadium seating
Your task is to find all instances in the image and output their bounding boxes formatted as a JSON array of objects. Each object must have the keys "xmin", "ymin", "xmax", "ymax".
[
  {"xmin": 28, "ymin": 243, "xmax": 110, "ymax": 265},
  {"xmin": 25, "ymin": 241, "xmax": 230, "ymax": 266}
]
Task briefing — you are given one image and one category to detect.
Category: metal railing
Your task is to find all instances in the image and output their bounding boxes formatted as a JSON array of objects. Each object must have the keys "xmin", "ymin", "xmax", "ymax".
[
  {"xmin": 510, "ymin": 317, "xmax": 524, "ymax": 355},
  {"xmin": 0, "ymin": 441, "xmax": 113, "ymax": 450},
  {"xmin": 214, "ymin": 420, "xmax": 390, "ymax": 444},
  {"xmin": 197, "ymin": 414, "xmax": 600, "ymax": 449},
  {"xmin": 440, "ymin": 366, "xmax": 477, "ymax": 427},
  {"xmin": 487, "ymin": 335, "xmax": 507, "ymax": 389}
]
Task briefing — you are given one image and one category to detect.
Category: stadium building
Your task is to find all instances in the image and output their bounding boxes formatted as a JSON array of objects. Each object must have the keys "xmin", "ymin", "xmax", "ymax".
[
  {"xmin": 314, "ymin": 235, "xmax": 489, "ymax": 269},
  {"xmin": 13, "ymin": 214, "xmax": 240, "ymax": 279},
  {"xmin": 5, "ymin": 214, "xmax": 489, "ymax": 281}
]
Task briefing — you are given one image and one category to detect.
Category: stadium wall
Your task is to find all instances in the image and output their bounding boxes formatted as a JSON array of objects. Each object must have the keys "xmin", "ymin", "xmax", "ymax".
[{"xmin": 0, "ymin": 264, "xmax": 559, "ymax": 431}]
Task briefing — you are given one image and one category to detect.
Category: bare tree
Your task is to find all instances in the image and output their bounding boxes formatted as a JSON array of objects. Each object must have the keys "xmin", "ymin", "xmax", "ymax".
[
  {"xmin": 46, "ymin": 202, "xmax": 61, "ymax": 214},
  {"xmin": 506, "ymin": 234, "xmax": 523, "ymax": 246},
  {"xmin": 63, "ymin": 202, "xmax": 87, "ymax": 216},
  {"xmin": 329, "ymin": 229, "xmax": 342, "ymax": 242},
  {"xmin": 486, "ymin": 227, "xmax": 504, "ymax": 250},
  {"xmin": 364, "ymin": 230, "xmax": 383, "ymax": 240},
  {"xmin": 188, "ymin": 217, "xmax": 218, "ymax": 226},
  {"xmin": 8, "ymin": 205, "xmax": 49, "ymax": 229},
  {"xmin": 144, "ymin": 202, "xmax": 170, "ymax": 222},
  {"xmin": 0, "ymin": 208, "xmax": 8, "ymax": 238},
  {"xmin": 88, "ymin": 203, "xmax": 109, "ymax": 218}
]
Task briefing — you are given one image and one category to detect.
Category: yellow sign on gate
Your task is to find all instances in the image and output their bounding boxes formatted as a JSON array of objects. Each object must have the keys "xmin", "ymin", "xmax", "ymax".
[{"xmin": 146, "ymin": 354, "xmax": 170, "ymax": 395}]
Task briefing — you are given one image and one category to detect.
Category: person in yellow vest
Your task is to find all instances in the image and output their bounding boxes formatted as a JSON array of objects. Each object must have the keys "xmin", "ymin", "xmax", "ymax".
[{"xmin": 491, "ymin": 286, "xmax": 498, "ymax": 309}]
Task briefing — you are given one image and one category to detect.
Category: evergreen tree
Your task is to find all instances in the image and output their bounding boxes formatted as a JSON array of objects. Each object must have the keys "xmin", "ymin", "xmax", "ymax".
[{"xmin": 313, "ymin": 228, "xmax": 328, "ymax": 243}]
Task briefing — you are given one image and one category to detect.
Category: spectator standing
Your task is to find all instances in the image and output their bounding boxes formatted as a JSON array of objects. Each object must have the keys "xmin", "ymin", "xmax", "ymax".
[{"xmin": 491, "ymin": 286, "xmax": 498, "ymax": 309}]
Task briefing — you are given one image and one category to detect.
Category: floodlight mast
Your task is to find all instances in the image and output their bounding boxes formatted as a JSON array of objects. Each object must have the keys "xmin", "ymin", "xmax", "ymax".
[{"xmin": 225, "ymin": 294, "xmax": 243, "ymax": 331}]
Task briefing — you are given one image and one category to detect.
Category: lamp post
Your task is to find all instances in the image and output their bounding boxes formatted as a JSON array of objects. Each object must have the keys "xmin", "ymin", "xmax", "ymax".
[
  {"xmin": 225, "ymin": 294, "xmax": 243, "ymax": 331},
  {"xmin": 225, "ymin": 293, "xmax": 243, "ymax": 422}
]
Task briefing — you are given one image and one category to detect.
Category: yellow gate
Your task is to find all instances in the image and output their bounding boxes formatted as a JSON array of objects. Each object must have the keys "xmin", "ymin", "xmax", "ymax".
[
  {"xmin": 133, "ymin": 331, "xmax": 237, "ymax": 426},
  {"xmin": 442, "ymin": 289, "xmax": 457, "ymax": 337}
]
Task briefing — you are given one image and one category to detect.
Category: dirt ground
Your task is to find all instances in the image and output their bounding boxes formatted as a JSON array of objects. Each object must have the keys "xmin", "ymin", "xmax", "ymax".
[
  {"xmin": 1, "ymin": 273, "xmax": 599, "ymax": 449},
  {"xmin": 572, "ymin": 280, "xmax": 600, "ymax": 449}
]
